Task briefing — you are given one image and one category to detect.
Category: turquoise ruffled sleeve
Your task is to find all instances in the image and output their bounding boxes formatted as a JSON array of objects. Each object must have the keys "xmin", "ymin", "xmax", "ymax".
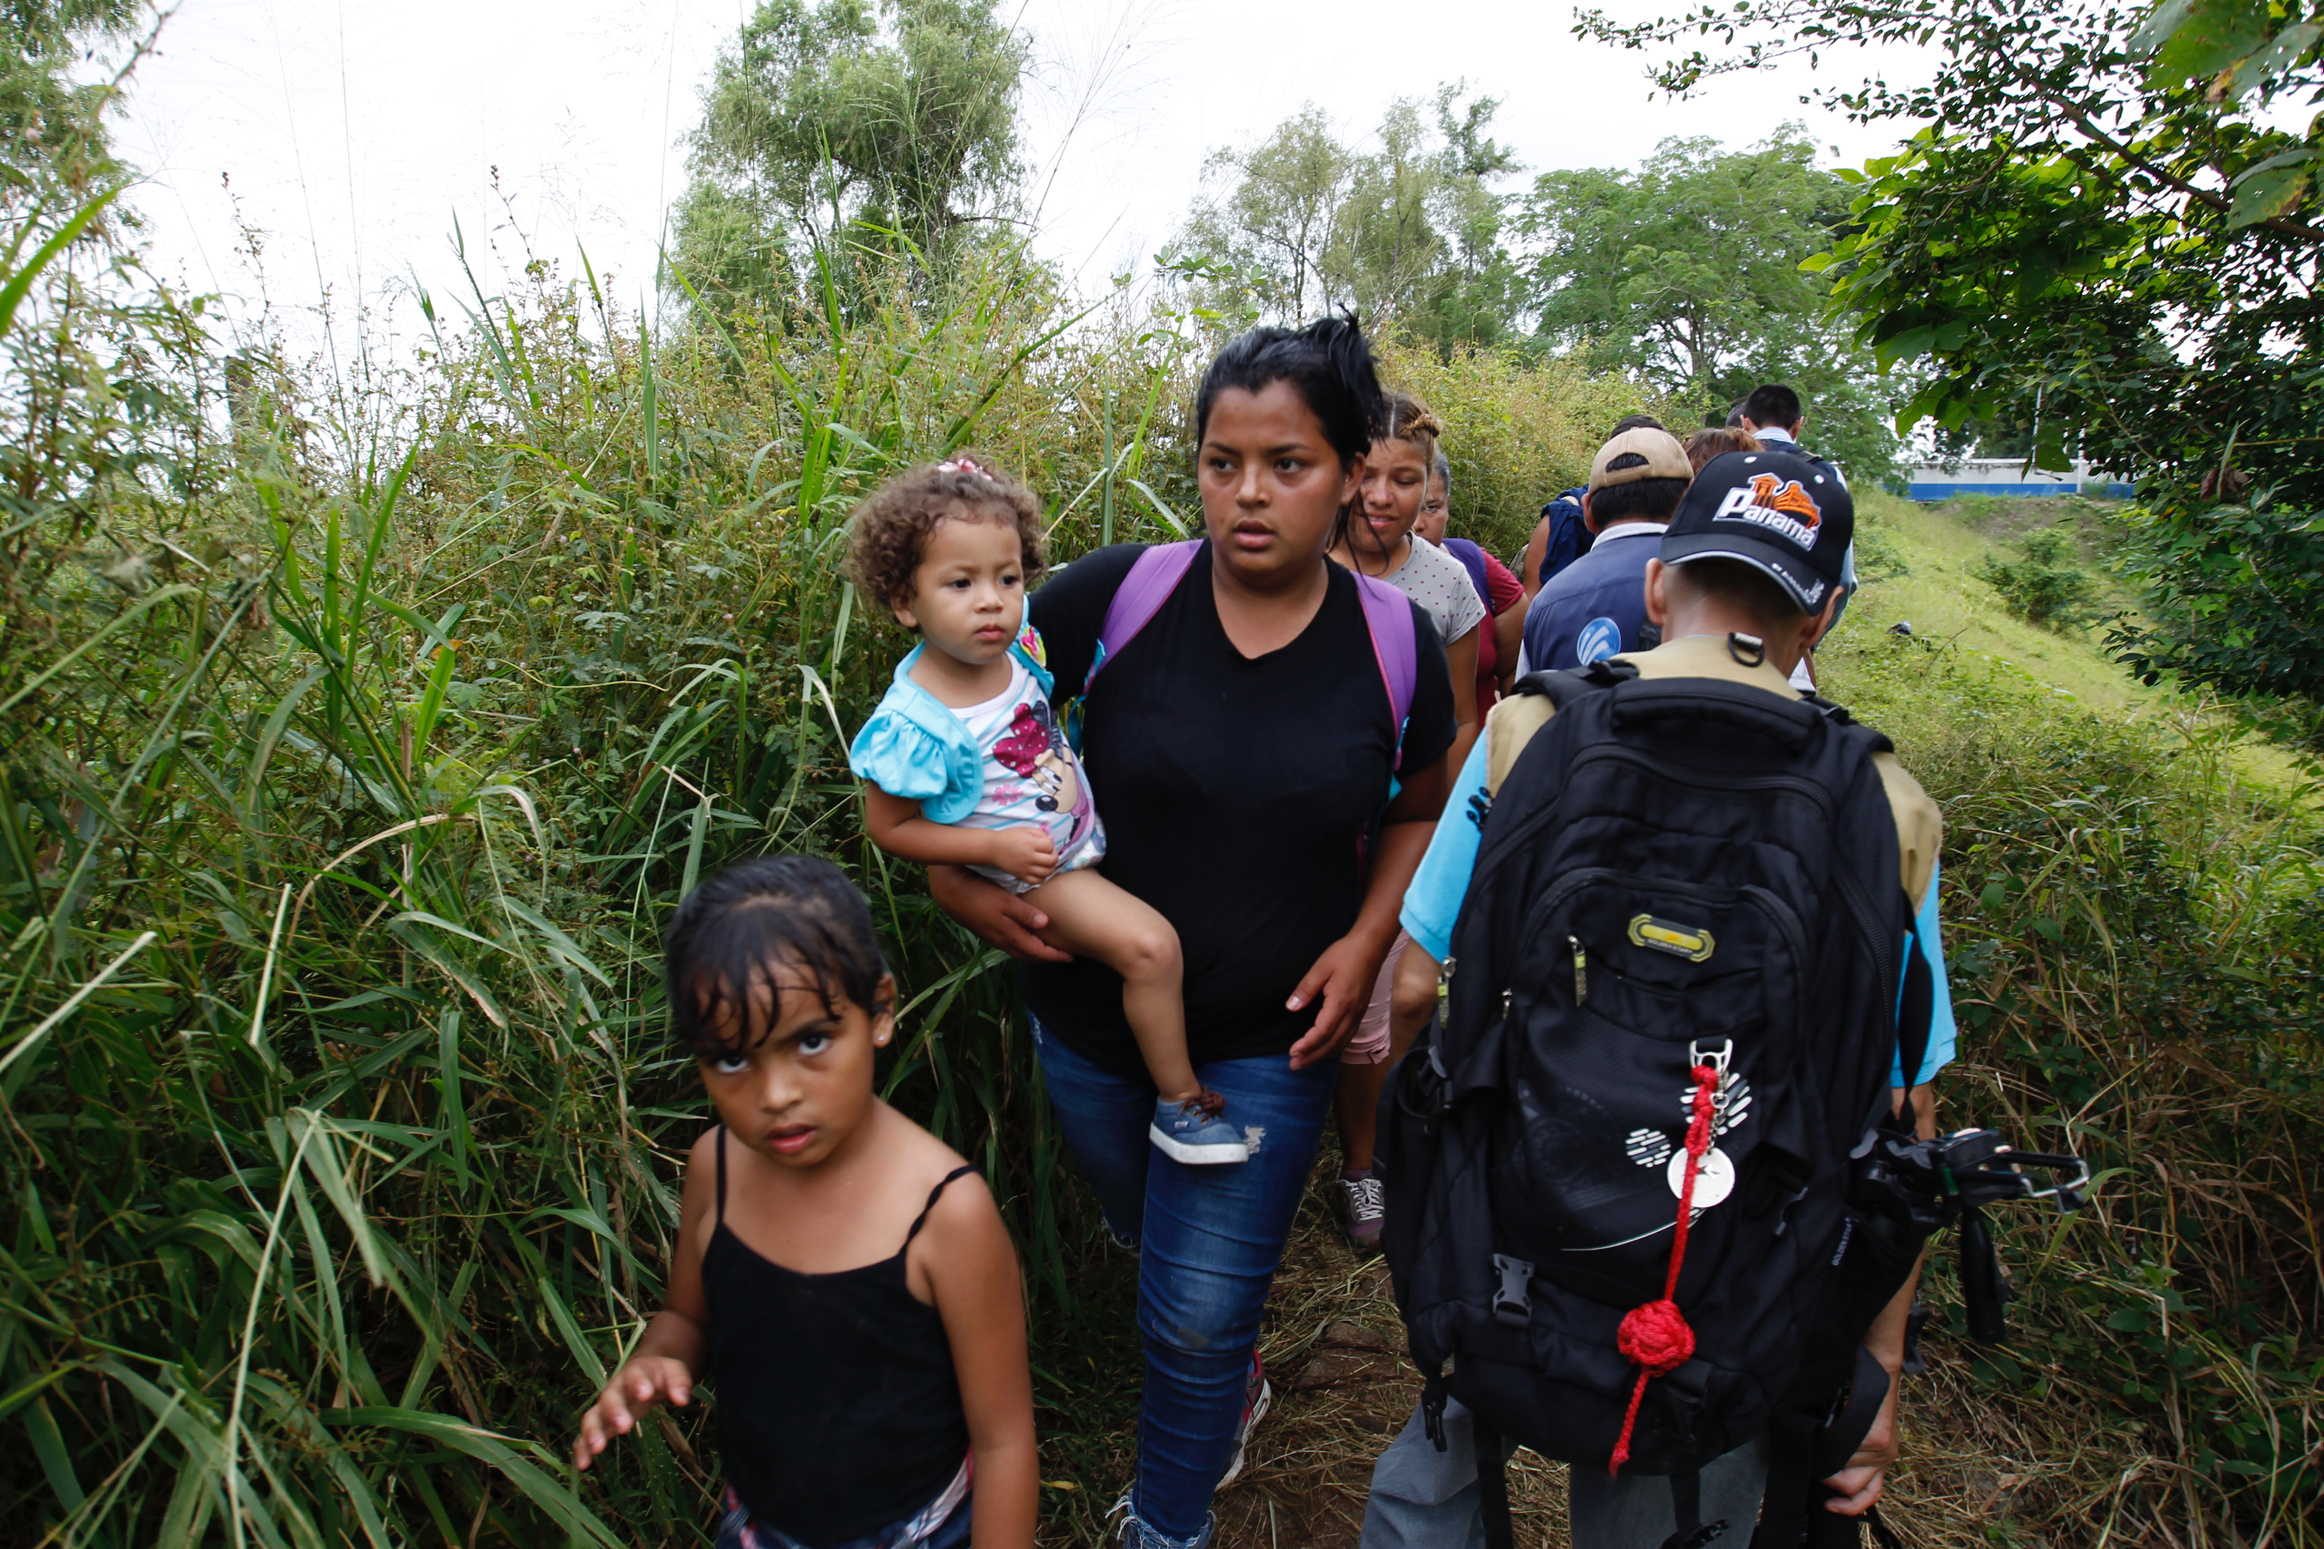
[{"xmin": 849, "ymin": 703, "xmax": 955, "ymax": 805}]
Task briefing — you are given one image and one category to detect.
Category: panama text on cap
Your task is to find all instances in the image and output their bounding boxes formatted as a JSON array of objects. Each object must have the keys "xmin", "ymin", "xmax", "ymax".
[{"xmin": 1658, "ymin": 449, "xmax": 1855, "ymax": 615}]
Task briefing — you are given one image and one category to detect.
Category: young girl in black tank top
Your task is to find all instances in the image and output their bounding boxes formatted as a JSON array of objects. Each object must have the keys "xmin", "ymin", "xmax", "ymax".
[{"xmin": 573, "ymin": 857, "xmax": 1037, "ymax": 1549}]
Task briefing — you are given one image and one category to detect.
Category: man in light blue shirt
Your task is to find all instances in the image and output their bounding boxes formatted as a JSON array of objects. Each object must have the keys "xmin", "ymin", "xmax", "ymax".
[{"xmin": 1359, "ymin": 457, "xmax": 1955, "ymax": 1549}]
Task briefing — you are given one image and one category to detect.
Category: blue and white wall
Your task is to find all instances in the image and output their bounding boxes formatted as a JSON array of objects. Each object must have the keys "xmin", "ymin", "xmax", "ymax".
[{"xmin": 1905, "ymin": 457, "xmax": 2135, "ymax": 501}]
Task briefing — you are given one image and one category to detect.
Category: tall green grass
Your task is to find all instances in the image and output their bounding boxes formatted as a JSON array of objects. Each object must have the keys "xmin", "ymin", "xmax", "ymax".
[
  {"xmin": 1824, "ymin": 630, "xmax": 2324, "ymax": 1546},
  {"xmin": 7, "ymin": 184, "xmax": 2318, "ymax": 1549},
  {"xmin": 0, "ymin": 220, "xmax": 1189, "ymax": 1544}
]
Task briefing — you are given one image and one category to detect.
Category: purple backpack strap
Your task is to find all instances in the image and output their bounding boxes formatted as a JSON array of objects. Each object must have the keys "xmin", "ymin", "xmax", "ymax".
[
  {"xmin": 1442, "ymin": 536, "xmax": 1493, "ymax": 608},
  {"xmin": 1350, "ymin": 572, "xmax": 1420, "ymax": 770},
  {"xmin": 1088, "ymin": 538, "xmax": 1202, "ymax": 684}
]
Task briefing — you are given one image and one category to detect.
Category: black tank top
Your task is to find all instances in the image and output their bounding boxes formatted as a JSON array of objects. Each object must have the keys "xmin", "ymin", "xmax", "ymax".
[{"xmin": 704, "ymin": 1127, "xmax": 974, "ymax": 1545}]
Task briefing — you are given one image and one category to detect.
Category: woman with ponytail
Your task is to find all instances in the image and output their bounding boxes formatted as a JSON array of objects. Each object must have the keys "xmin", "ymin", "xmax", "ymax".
[
  {"xmin": 1323, "ymin": 392, "xmax": 1483, "ymax": 1254},
  {"xmin": 1330, "ymin": 394, "xmax": 1485, "ymax": 767},
  {"xmin": 1420, "ymin": 451, "xmax": 1528, "ymax": 713},
  {"xmin": 926, "ymin": 315, "xmax": 1457, "ymax": 1549}
]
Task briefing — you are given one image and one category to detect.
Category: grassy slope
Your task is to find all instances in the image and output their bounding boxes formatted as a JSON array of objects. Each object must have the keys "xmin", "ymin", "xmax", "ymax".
[{"xmin": 1834, "ymin": 491, "xmax": 2311, "ymax": 794}]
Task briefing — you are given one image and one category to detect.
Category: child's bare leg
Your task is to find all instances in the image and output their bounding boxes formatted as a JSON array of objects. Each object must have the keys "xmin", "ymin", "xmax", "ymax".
[{"xmin": 1027, "ymin": 870, "xmax": 1194, "ymax": 1101}]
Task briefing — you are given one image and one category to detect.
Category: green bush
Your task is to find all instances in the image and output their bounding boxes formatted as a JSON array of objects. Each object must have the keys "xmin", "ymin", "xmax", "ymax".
[
  {"xmin": 2108, "ymin": 497, "xmax": 2324, "ymax": 703},
  {"xmin": 1974, "ymin": 526, "xmax": 2100, "ymax": 628},
  {"xmin": 1821, "ymin": 629, "xmax": 2324, "ymax": 1544}
]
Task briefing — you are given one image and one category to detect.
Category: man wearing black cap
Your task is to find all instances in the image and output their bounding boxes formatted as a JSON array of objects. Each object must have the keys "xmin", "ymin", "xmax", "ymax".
[
  {"xmin": 1357, "ymin": 447, "xmax": 1957, "ymax": 1549},
  {"xmin": 1660, "ymin": 445, "xmax": 1847, "ymax": 614}
]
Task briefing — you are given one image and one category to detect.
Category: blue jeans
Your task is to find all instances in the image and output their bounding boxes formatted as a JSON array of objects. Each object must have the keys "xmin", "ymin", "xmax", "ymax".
[
  {"xmin": 1358, "ymin": 1396, "xmax": 1771, "ymax": 1549},
  {"xmin": 1033, "ymin": 1017, "xmax": 1336, "ymax": 1548}
]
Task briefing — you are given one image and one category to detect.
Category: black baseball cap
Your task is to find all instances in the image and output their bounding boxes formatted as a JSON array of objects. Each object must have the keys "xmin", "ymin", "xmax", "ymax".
[{"xmin": 1659, "ymin": 449, "xmax": 1853, "ymax": 615}]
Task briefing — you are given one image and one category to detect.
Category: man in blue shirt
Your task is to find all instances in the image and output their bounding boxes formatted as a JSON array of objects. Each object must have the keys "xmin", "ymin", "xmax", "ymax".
[
  {"xmin": 1740, "ymin": 383, "xmax": 1818, "ymax": 463},
  {"xmin": 1517, "ymin": 427, "xmax": 1693, "ymax": 676},
  {"xmin": 1361, "ymin": 451, "xmax": 1956, "ymax": 1548}
]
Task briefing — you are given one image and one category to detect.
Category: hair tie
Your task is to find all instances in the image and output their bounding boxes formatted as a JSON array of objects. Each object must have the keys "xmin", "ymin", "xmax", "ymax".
[{"xmin": 937, "ymin": 456, "xmax": 992, "ymax": 481}]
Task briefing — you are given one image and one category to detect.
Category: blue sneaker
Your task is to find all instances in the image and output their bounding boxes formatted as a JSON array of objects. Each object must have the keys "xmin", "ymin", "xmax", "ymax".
[{"xmin": 1150, "ymin": 1090, "xmax": 1249, "ymax": 1164}]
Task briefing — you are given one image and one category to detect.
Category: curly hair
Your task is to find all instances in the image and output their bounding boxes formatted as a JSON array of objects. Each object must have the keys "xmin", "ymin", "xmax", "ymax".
[{"xmin": 844, "ymin": 454, "xmax": 1046, "ymax": 616}]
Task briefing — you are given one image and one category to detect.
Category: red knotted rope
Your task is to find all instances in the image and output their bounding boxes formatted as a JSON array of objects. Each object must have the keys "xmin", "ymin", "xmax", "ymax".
[{"xmin": 1608, "ymin": 1063, "xmax": 1722, "ymax": 1477}]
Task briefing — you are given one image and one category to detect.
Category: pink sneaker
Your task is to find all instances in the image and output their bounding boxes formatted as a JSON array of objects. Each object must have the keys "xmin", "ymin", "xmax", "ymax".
[{"xmin": 1216, "ymin": 1353, "xmax": 1271, "ymax": 1488}]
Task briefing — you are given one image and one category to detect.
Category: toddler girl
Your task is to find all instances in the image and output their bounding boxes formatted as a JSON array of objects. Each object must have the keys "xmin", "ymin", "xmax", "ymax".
[
  {"xmin": 844, "ymin": 457, "xmax": 1247, "ymax": 1164},
  {"xmin": 573, "ymin": 856, "xmax": 1038, "ymax": 1549}
]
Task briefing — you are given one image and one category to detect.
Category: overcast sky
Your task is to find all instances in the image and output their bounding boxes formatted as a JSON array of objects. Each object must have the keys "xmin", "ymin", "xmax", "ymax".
[{"xmin": 113, "ymin": 0, "xmax": 1932, "ymax": 350}]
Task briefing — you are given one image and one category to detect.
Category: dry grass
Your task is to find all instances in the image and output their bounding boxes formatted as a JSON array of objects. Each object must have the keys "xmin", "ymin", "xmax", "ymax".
[
  {"xmin": 1201, "ymin": 1155, "xmax": 2187, "ymax": 1549},
  {"xmin": 1210, "ymin": 1154, "xmax": 1572, "ymax": 1549}
]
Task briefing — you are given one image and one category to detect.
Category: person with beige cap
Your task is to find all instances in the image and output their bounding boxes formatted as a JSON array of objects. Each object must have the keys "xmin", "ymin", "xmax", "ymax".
[{"xmin": 1516, "ymin": 427, "xmax": 1694, "ymax": 675}]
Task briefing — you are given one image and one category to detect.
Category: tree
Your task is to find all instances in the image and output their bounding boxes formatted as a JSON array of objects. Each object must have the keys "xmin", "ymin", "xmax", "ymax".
[
  {"xmin": 1174, "ymin": 107, "xmax": 1353, "ymax": 324},
  {"xmin": 1580, "ymin": 0, "xmax": 2324, "ymax": 702},
  {"xmin": 2, "ymin": 0, "xmax": 148, "ymax": 216},
  {"xmin": 1169, "ymin": 87, "xmax": 1522, "ymax": 346},
  {"xmin": 1520, "ymin": 130, "xmax": 1834, "ymax": 383},
  {"xmin": 1517, "ymin": 129, "xmax": 1900, "ymax": 478},
  {"xmin": 669, "ymin": 0, "xmax": 1029, "ymax": 307}
]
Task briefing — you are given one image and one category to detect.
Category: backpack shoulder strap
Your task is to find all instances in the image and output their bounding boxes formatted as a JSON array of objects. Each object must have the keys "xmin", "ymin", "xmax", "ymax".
[
  {"xmin": 1088, "ymin": 539, "xmax": 1202, "ymax": 686},
  {"xmin": 1516, "ymin": 658, "xmax": 1637, "ymax": 705},
  {"xmin": 1352, "ymin": 572, "xmax": 1419, "ymax": 770},
  {"xmin": 1487, "ymin": 661, "xmax": 1638, "ymax": 796},
  {"xmin": 1804, "ymin": 693, "xmax": 1898, "ymax": 758}
]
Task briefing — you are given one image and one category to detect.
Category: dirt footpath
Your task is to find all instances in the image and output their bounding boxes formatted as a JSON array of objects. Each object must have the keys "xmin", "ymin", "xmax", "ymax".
[
  {"xmin": 1211, "ymin": 1158, "xmax": 2005, "ymax": 1549},
  {"xmin": 1211, "ymin": 1160, "xmax": 1573, "ymax": 1548}
]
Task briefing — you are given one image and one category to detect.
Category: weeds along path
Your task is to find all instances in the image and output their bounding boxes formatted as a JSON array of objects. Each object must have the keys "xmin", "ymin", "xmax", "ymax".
[
  {"xmin": 1728, "ymin": 497, "xmax": 2321, "ymax": 1545},
  {"xmin": 1, "ymin": 207, "xmax": 2313, "ymax": 1547}
]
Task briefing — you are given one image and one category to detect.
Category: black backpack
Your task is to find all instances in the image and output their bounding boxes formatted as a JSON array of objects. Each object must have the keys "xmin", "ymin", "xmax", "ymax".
[
  {"xmin": 1381, "ymin": 656, "xmax": 1933, "ymax": 1535},
  {"xmin": 1536, "ymin": 487, "xmax": 1593, "ymax": 587}
]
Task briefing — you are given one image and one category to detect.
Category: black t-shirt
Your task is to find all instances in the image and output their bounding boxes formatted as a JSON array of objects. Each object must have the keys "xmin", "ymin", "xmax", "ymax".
[{"xmin": 1023, "ymin": 543, "xmax": 1457, "ymax": 1078}]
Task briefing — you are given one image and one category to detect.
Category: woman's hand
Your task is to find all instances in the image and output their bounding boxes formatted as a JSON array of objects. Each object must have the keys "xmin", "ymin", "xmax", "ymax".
[
  {"xmin": 574, "ymin": 1356, "xmax": 694, "ymax": 1470},
  {"xmin": 1283, "ymin": 750, "xmax": 1450, "ymax": 1069},
  {"xmin": 927, "ymin": 864, "xmax": 1073, "ymax": 964},
  {"xmin": 1285, "ymin": 928, "xmax": 1393, "ymax": 1069}
]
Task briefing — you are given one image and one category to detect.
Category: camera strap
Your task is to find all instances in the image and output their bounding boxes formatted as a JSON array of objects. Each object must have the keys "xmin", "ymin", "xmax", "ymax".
[{"xmin": 1810, "ymin": 1346, "xmax": 1892, "ymax": 1478}]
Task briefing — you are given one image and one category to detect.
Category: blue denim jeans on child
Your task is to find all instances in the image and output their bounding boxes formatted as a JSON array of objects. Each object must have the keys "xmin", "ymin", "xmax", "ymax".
[{"xmin": 1032, "ymin": 1015, "xmax": 1336, "ymax": 1549}]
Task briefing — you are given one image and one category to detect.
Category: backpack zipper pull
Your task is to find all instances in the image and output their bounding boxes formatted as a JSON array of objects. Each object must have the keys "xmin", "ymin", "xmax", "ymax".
[{"xmin": 1569, "ymin": 935, "xmax": 1588, "ymax": 1005}]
